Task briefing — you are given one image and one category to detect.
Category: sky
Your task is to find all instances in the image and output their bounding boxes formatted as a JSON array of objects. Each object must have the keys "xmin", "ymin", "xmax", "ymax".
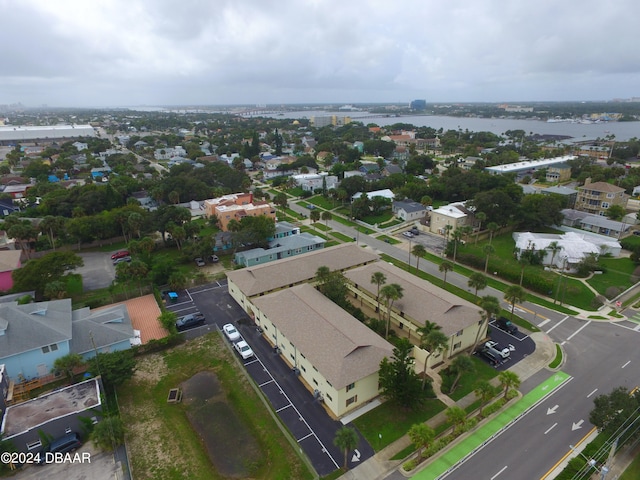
[{"xmin": 1, "ymin": 0, "xmax": 639, "ymax": 108}]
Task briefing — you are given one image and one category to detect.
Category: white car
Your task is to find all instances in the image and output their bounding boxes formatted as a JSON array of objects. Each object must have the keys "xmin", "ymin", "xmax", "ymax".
[
  {"xmin": 222, "ymin": 323, "xmax": 240, "ymax": 342},
  {"xmin": 402, "ymin": 231, "xmax": 414, "ymax": 238},
  {"xmin": 234, "ymin": 340, "xmax": 254, "ymax": 360}
]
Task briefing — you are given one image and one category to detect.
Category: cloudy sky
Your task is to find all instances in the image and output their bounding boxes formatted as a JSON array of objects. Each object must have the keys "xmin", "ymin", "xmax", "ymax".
[{"xmin": 1, "ymin": 0, "xmax": 639, "ymax": 107}]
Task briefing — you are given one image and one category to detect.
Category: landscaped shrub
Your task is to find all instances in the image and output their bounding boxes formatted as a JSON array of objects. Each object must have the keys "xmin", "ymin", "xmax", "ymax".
[
  {"xmin": 403, "ymin": 458, "xmax": 418, "ymax": 471},
  {"xmin": 481, "ymin": 398, "xmax": 505, "ymax": 417},
  {"xmin": 605, "ymin": 286, "xmax": 623, "ymax": 299}
]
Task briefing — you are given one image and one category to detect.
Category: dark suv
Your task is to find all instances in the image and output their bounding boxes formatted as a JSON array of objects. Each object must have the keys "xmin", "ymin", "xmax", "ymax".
[
  {"xmin": 496, "ymin": 316, "xmax": 518, "ymax": 334},
  {"xmin": 176, "ymin": 313, "xmax": 205, "ymax": 331}
]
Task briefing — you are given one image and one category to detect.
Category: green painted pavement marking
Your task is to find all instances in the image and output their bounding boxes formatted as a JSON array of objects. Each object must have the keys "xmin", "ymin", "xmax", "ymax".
[
  {"xmin": 627, "ymin": 314, "xmax": 640, "ymax": 325},
  {"xmin": 413, "ymin": 371, "xmax": 572, "ymax": 480}
]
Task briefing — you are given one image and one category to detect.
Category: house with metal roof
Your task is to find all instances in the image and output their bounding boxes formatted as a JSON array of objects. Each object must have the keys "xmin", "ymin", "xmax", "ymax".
[
  {"xmin": 0, "ymin": 299, "xmax": 135, "ymax": 382},
  {"xmin": 234, "ymin": 229, "xmax": 326, "ymax": 267},
  {"xmin": 0, "ymin": 125, "xmax": 95, "ymax": 146}
]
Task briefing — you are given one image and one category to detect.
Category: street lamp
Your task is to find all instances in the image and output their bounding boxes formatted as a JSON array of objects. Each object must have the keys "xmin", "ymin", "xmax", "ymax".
[{"xmin": 408, "ymin": 237, "xmax": 412, "ymax": 272}]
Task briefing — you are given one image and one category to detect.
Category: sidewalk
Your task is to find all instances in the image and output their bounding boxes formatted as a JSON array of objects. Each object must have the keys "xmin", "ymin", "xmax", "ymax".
[{"xmin": 339, "ymin": 332, "xmax": 558, "ymax": 480}]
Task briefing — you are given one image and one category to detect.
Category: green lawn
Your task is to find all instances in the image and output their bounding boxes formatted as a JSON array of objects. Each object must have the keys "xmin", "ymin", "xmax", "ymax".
[
  {"xmin": 440, "ymin": 356, "xmax": 499, "ymax": 401},
  {"xmin": 379, "ymin": 218, "xmax": 403, "ymax": 229},
  {"xmin": 377, "ymin": 235, "xmax": 402, "ymax": 245},
  {"xmin": 359, "ymin": 210, "xmax": 394, "ymax": 226},
  {"xmin": 587, "ymin": 256, "xmax": 638, "ymax": 297},
  {"xmin": 305, "ymin": 195, "xmax": 338, "ymax": 210},
  {"xmin": 331, "ymin": 231, "xmax": 354, "ymax": 242},
  {"xmin": 621, "ymin": 451, "xmax": 640, "ymax": 480},
  {"xmin": 353, "ymin": 398, "xmax": 446, "ymax": 451}
]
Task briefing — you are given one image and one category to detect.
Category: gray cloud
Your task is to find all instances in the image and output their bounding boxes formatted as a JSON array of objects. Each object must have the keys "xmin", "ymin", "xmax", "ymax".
[{"xmin": 1, "ymin": 0, "xmax": 638, "ymax": 107}]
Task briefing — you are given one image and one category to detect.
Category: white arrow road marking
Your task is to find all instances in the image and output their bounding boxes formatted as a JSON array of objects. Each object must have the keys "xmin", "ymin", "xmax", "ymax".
[
  {"xmin": 351, "ymin": 449, "xmax": 361, "ymax": 462},
  {"xmin": 572, "ymin": 420, "xmax": 584, "ymax": 431},
  {"xmin": 547, "ymin": 405, "xmax": 559, "ymax": 415},
  {"xmin": 545, "ymin": 423, "xmax": 558, "ymax": 434},
  {"xmin": 542, "ymin": 385, "xmax": 549, "ymax": 391}
]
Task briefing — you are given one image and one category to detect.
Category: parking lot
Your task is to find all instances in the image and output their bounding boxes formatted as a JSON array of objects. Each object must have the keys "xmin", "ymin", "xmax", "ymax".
[
  {"xmin": 475, "ymin": 320, "xmax": 536, "ymax": 370},
  {"xmin": 165, "ymin": 280, "xmax": 372, "ymax": 475}
]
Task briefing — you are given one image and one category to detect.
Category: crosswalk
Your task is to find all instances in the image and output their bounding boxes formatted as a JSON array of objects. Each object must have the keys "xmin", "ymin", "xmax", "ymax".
[{"xmin": 627, "ymin": 312, "xmax": 640, "ymax": 330}]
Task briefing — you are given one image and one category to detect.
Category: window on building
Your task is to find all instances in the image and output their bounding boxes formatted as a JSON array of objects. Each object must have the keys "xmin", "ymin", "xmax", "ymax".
[
  {"xmin": 50, "ymin": 344, "xmax": 58, "ymax": 351},
  {"xmin": 456, "ymin": 330, "xmax": 463, "ymax": 336},
  {"xmin": 41, "ymin": 346, "xmax": 50, "ymax": 353},
  {"xmin": 453, "ymin": 342, "xmax": 462, "ymax": 350},
  {"xmin": 313, "ymin": 378, "xmax": 318, "ymax": 386},
  {"xmin": 346, "ymin": 395, "xmax": 358, "ymax": 407},
  {"xmin": 346, "ymin": 382, "xmax": 355, "ymax": 392},
  {"xmin": 27, "ymin": 440, "xmax": 42, "ymax": 450},
  {"xmin": 301, "ymin": 365, "xmax": 306, "ymax": 372},
  {"xmin": 326, "ymin": 393, "xmax": 333, "ymax": 402}
]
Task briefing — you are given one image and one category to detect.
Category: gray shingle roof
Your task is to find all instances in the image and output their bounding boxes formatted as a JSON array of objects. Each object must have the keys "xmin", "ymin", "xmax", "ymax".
[
  {"xmin": 70, "ymin": 304, "xmax": 134, "ymax": 355},
  {"xmin": 344, "ymin": 262, "xmax": 481, "ymax": 336},
  {"xmin": 0, "ymin": 300, "xmax": 73, "ymax": 358},
  {"xmin": 252, "ymin": 284, "xmax": 393, "ymax": 389},
  {"xmin": 227, "ymin": 244, "xmax": 378, "ymax": 297}
]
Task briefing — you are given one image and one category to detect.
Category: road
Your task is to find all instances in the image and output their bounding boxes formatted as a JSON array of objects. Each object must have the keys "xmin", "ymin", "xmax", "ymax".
[{"xmin": 279, "ymin": 199, "xmax": 640, "ymax": 479}]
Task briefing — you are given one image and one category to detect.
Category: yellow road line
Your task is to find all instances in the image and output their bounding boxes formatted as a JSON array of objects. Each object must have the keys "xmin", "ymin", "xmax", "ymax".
[
  {"xmin": 539, "ymin": 426, "xmax": 597, "ymax": 479},
  {"xmin": 503, "ymin": 303, "xmax": 549, "ymax": 322}
]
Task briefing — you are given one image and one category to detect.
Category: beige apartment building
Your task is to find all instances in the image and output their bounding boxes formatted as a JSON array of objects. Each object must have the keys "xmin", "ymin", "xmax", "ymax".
[
  {"xmin": 204, "ymin": 192, "xmax": 275, "ymax": 231},
  {"xmin": 575, "ymin": 180, "xmax": 627, "ymax": 216}
]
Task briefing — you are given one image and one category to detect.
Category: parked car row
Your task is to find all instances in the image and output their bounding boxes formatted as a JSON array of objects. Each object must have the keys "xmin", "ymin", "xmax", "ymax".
[
  {"xmin": 476, "ymin": 340, "xmax": 512, "ymax": 366},
  {"xmin": 222, "ymin": 323, "xmax": 254, "ymax": 360}
]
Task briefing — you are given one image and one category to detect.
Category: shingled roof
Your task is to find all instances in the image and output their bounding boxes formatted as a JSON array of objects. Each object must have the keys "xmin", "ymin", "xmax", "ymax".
[{"xmin": 251, "ymin": 284, "xmax": 393, "ymax": 389}]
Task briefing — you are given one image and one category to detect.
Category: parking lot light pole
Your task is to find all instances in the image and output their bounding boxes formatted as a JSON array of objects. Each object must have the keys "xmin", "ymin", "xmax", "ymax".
[{"xmin": 408, "ymin": 237, "xmax": 412, "ymax": 272}]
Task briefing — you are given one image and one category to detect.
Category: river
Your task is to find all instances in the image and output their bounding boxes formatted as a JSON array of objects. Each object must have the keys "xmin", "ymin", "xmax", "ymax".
[{"xmin": 267, "ymin": 110, "xmax": 640, "ymax": 141}]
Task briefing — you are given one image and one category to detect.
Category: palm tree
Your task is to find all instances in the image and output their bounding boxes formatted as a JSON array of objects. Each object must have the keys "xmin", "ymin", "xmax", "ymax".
[
  {"xmin": 411, "ymin": 244, "xmax": 426, "ymax": 273},
  {"xmin": 547, "ymin": 241, "xmax": 561, "ymax": 267},
  {"xmin": 381, "ymin": 283, "xmax": 403, "ymax": 339},
  {"xmin": 487, "ymin": 222, "xmax": 499, "ymax": 244},
  {"xmin": 467, "ymin": 272, "xmax": 488, "ymax": 298},
  {"xmin": 321, "ymin": 210, "xmax": 333, "ymax": 229},
  {"xmin": 474, "ymin": 380, "xmax": 499, "ymax": 417},
  {"xmin": 439, "ymin": 260, "xmax": 454, "ymax": 287},
  {"xmin": 504, "ymin": 285, "xmax": 526, "ymax": 321},
  {"xmin": 451, "ymin": 228, "xmax": 463, "ymax": 263},
  {"xmin": 310, "ymin": 209, "xmax": 321, "ymax": 232},
  {"xmin": 474, "ymin": 212, "xmax": 486, "ymax": 244},
  {"xmin": 445, "ymin": 406, "xmax": 467, "ymax": 435},
  {"xmin": 498, "ymin": 370, "xmax": 521, "ymax": 400},
  {"xmin": 419, "ymin": 329, "xmax": 449, "ymax": 390},
  {"xmin": 408, "ymin": 423, "xmax": 435, "ymax": 460},
  {"xmin": 483, "ymin": 244, "xmax": 495, "ymax": 273},
  {"xmin": 333, "ymin": 426, "xmax": 359, "ymax": 470},
  {"xmin": 448, "ymin": 355, "xmax": 475, "ymax": 393},
  {"xmin": 470, "ymin": 295, "xmax": 500, "ymax": 356},
  {"xmin": 370, "ymin": 271, "xmax": 387, "ymax": 316}
]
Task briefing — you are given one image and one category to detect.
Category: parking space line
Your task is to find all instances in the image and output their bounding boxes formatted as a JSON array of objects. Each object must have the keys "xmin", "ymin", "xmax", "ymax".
[
  {"xmin": 276, "ymin": 404, "xmax": 292, "ymax": 413},
  {"xmin": 244, "ymin": 358, "xmax": 259, "ymax": 366},
  {"xmin": 298, "ymin": 432, "xmax": 314, "ymax": 442},
  {"xmin": 249, "ymin": 354, "xmax": 340, "ymax": 470},
  {"xmin": 258, "ymin": 380, "xmax": 274, "ymax": 387}
]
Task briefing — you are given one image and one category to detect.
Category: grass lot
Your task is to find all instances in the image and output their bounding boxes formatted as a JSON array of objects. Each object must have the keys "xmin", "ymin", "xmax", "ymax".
[
  {"xmin": 300, "ymin": 226, "xmax": 330, "ymax": 240},
  {"xmin": 119, "ymin": 334, "xmax": 313, "ymax": 480},
  {"xmin": 440, "ymin": 356, "xmax": 499, "ymax": 401},
  {"xmin": 353, "ymin": 398, "xmax": 446, "ymax": 451},
  {"xmin": 378, "ymin": 218, "xmax": 403, "ymax": 229},
  {"xmin": 548, "ymin": 344, "xmax": 563, "ymax": 369},
  {"xmin": 359, "ymin": 210, "xmax": 394, "ymax": 226},
  {"xmin": 587, "ymin": 256, "xmax": 638, "ymax": 297},
  {"xmin": 331, "ymin": 231, "xmax": 354, "ymax": 242},
  {"xmin": 306, "ymin": 195, "xmax": 338, "ymax": 210},
  {"xmin": 285, "ymin": 187, "xmax": 304, "ymax": 197},
  {"xmin": 621, "ymin": 451, "xmax": 640, "ymax": 480},
  {"xmin": 377, "ymin": 235, "xmax": 402, "ymax": 245}
]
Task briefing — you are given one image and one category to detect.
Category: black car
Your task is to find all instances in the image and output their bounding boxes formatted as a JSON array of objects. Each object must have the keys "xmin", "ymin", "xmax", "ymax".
[
  {"xmin": 496, "ymin": 316, "xmax": 518, "ymax": 334},
  {"xmin": 176, "ymin": 313, "xmax": 205, "ymax": 331}
]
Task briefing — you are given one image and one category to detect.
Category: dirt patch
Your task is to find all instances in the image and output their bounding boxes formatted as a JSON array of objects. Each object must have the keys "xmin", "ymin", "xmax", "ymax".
[{"xmin": 181, "ymin": 371, "xmax": 261, "ymax": 478}]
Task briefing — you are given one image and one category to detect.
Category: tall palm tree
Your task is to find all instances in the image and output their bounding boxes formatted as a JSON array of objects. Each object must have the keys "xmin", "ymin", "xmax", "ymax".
[
  {"xmin": 487, "ymin": 222, "xmax": 499, "ymax": 245},
  {"xmin": 408, "ymin": 423, "xmax": 435, "ymax": 461},
  {"xmin": 439, "ymin": 260, "xmax": 454, "ymax": 287},
  {"xmin": 370, "ymin": 271, "xmax": 387, "ymax": 316},
  {"xmin": 474, "ymin": 380, "xmax": 498, "ymax": 417},
  {"xmin": 333, "ymin": 426, "xmax": 359, "ymax": 470},
  {"xmin": 321, "ymin": 210, "xmax": 333, "ymax": 229},
  {"xmin": 483, "ymin": 244, "xmax": 495, "ymax": 273},
  {"xmin": 309, "ymin": 209, "xmax": 321, "ymax": 232},
  {"xmin": 419, "ymin": 329, "xmax": 449, "ymax": 390},
  {"xmin": 451, "ymin": 228, "xmax": 463, "ymax": 264},
  {"xmin": 445, "ymin": 406, "xmax": 467, "ymax": 435},
  {"xmin": 474, "ymin": 212, "xmax": 486, "ymax": 244},
  {"xmin": 449, "ymin": 355, "xmax": 475, "ymax": 393},
  {"xmin": 547, "ymin": 241, "xmax": 561, "ymax": 267},
  {"xmin": 498, "ymin": 370, "xmax": 521, "ymax": 400},
  {"xmin": 470, "ymin": 295, "xmax": 500, "ymax": 356},
  {"xmin": 504, "ymin": 285, "xmax": 526, "ymax": 321},
  {"xmin": 467, "ymin": 272, "xmax": 488, "ymax": 298},
  {"xmin": 411, "ymin": 244, "xmax": 426, "ymax": 273},
  {"xmin": 380, "ymin": 283, "xmax": 403, "ymax": 339}
]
